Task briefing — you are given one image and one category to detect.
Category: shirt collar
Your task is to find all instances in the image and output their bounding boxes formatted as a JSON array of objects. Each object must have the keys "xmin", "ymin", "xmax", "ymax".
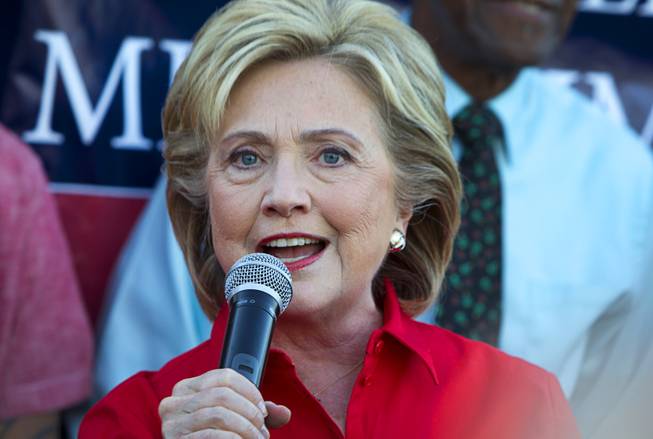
[
  {"xmin": 379, "ymin": 278, "xmax": 439, "ymax": 385},
  {"xmin": 211, "ymin": 279, "xmax": 440, "ymax": 385},
  {"xmin": 443, "ymin": 68, "xmax": 539, "ymax": 163}
]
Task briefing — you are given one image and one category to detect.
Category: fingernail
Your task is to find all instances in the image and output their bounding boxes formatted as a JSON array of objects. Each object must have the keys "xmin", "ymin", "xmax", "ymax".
[{"xmin": 258, "ymin": 401, "xmax": 268, "ymax": 416}]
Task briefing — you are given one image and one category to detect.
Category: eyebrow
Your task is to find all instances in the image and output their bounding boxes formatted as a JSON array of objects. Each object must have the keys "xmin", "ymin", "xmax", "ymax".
[
  {"xmin": 299, "ymin": 128, "xmax": 364, "ymax": 147},
  {"xmin": 219, "ymin": 128, "xmax": 364, "ymax": 148},
  {"xmin": 219, "ymin": 130, "xmax": 270, "ymax": 147}
]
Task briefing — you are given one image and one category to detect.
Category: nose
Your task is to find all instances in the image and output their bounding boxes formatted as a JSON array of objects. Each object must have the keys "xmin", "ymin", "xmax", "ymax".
[{"xmin": 260, "ymin": 154, "xmax": 311, "ymax": 218}]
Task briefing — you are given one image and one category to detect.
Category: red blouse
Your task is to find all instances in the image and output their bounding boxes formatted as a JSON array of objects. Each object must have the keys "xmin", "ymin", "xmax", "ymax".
[{"xmin": 80, "ymin": 280, "xmax": 579, "ymax": 438}]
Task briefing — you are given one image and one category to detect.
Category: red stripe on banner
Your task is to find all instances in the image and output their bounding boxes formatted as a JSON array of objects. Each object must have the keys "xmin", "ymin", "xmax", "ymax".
[{"xmin": 54, "ymin": 193, "xmax": 147, "ymax": 328}]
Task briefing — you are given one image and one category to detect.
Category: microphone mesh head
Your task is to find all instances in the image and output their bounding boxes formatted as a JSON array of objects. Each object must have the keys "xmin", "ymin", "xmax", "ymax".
[{"xmin": 224, "ymin": 253, "xmax": 293, "ymax": 313}]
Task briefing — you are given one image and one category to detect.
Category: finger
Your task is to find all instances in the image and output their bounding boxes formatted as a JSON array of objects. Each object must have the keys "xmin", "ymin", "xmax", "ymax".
[
  {"xmin": 160, "ymin": 394, "xmax": 193, "ymax": 420},
  {"xmin": 173, "ymin": 369, "xmax": 265, "ymax": 411},
  {"xmin": 264, "ymin": 401, "xmax": 291, "ymax": 429},
  {"xmin": 182, "ymin": 386, "xmax": 266, "ymax": 430},
  {"xmin": 184, "ymin": 405, "xmax": 266, "ymax": 439}
]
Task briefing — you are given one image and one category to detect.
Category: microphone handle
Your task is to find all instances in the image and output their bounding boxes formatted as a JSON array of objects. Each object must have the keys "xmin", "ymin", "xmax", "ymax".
[{"xmin": 219, "ymin": 289, "xmax": 280, "ymax": 387}]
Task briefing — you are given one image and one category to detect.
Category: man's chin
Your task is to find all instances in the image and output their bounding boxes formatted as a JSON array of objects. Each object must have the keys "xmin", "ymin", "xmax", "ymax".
[{"xmin": 479, "ymin": 37, "xmax": 562, "ymax": 70}]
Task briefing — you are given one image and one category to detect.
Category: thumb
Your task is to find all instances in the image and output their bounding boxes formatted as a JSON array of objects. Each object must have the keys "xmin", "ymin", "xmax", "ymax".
[{"xmin": 264, "ymin": 401, "xmax": 291, "ymax": 429}]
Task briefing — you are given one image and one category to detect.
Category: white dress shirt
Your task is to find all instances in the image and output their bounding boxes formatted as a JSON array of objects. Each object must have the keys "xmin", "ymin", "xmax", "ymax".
[{"xmin": 421, "ymin": 69, "xmax": 652, "ymax": 399}]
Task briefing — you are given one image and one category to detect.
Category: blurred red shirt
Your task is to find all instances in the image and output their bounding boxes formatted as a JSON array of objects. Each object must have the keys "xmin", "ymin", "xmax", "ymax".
[
  {"xmin": 0, "ymin": 124, "xmax": 92, "ymax": 418},
  {"xmin": 80, "ymin": 279, "xmax": 579, "ymax": 438}
]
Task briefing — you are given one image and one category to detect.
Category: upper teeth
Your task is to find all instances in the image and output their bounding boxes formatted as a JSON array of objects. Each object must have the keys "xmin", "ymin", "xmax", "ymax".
[{"xmin": 265, "ymin": 237, "xmax": 320, "ymax": 248}]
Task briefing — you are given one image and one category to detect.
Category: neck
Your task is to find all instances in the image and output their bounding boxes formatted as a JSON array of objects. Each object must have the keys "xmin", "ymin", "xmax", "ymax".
[
  {"xmin": 438, "ymin": 54, "xmax": 519, "ymax": 102},
  {"xmin": 272, "ymin": 298, "xmax": 382, "ymax": 369},
  {"xmin": 410, "ymin": 0, "xmax": 520, "ymax": 102}
]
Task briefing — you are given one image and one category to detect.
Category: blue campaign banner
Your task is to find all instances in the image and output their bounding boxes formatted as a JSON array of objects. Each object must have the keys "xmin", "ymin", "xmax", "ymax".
[
  {"xmin": 0, "ymin": 0, "xmax": 230, "ymax": 323},
  {"xmin": 1, "ymin": 1, "xmax": 230, "ymax": 192}
]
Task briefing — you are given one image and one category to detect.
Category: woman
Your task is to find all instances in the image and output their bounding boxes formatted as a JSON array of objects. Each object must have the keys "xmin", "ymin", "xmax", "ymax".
[{"xmin": 80, "ymin": 0, "xmax": 579, "ymax": 437}]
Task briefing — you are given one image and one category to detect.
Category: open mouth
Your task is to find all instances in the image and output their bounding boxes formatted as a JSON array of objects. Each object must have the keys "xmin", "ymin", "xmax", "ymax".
[{"xmin": 259, "ymin": 235, "xmax": 327, "ymax": 270}]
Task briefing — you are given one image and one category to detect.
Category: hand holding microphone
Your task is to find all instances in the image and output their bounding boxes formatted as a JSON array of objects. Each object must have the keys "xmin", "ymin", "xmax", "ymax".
[{"xmin": 159, "ymin": 254, "xmax": 292, "ymax": 438}]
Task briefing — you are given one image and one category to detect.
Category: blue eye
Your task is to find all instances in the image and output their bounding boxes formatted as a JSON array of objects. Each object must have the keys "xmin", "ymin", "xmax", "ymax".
[
  {"xmin": 231, "ymin": 150, "xmax": 259, "ymax": 168},
  {"xmin": 320, "ymin": 148, "xmax": 348, "ymax": 166},
  {"xmin": 240, "ymin": 152, "xmax": 258, "ymax": 166}
]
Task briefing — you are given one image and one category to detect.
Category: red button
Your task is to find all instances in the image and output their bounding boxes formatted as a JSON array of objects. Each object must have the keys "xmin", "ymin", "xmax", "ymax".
[
  {"xmin": 374, "ymin": 340, "xmax": 384, "ymax": 354},
  {"xmin": 360, "ymin": 375, "xmax": 372, "ymax": 387}
]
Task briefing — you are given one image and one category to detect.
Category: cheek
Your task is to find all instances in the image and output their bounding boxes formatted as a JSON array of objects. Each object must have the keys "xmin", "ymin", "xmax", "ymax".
[
  {"xmin": 325, "ymin": 173, "xmax": 396, "ymax": 271},
  {"xmin": 208, "ymin": 183, "xmax": 258, "ymax": 270}
]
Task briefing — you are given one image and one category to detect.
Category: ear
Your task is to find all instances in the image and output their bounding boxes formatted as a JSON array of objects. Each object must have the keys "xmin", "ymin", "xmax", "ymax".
[{"xmin": 396, "ymin": 205, "xmax": 413, "ymax": 235}]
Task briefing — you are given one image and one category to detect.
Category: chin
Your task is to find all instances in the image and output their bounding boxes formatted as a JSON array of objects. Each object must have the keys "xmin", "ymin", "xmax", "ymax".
[
  {"xmin": 284, "ymin": 283, "xmax": 373, "ymax": 320},
  {"xmin": 283, "ymin": 281, "xmax": 335, "ymax": 313},
  {"xmin": 481, "ymin": 37, "xmax": 561, "ymax": 70}
]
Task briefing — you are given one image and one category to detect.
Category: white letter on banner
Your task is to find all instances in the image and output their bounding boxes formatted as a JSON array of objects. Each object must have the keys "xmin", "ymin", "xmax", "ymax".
[
  {"xmin": 160, "ymin": 39, "xmax": 192, "ymax": 86},
  {"xmin": 24, "ymin": 30, "xmax": 154, "ymax": 149},
  {"xmin": 584, "ymin": 72, "xmax": 628, "ymax": 127},
  {"xmin": 639, "ymin": 0, "xmax": 653, "ymax": 16},
  {"xmin": 578, "ymin": 0, "xmax": 639, "ymax": 14}
]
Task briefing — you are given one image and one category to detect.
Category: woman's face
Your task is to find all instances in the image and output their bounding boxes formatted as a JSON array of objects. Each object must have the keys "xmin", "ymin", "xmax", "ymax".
[{"xmin": 207, "ymin": 59, "xmax": 410, "ymax": 316}]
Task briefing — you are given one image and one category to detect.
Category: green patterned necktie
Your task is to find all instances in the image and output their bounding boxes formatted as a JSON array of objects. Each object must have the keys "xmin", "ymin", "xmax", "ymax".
[{"xmin": 437, "ymin": 103, "xmax": 504, "ymax": 346}]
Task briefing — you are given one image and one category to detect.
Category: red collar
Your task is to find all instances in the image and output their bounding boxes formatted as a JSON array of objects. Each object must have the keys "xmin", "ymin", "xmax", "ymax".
[
  {"xmin": 378, "ymin": 278, "xmax": 439, "ymax": 384},
  {"xmin": 210, "ymin": 278, "xmax": 439, "ymax": 385}
]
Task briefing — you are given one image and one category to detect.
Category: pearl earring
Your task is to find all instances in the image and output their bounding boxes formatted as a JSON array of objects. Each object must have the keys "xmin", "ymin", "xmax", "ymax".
[{"xmin": 388, "ymin": 229, "xmax": 406, "ymax": 253}]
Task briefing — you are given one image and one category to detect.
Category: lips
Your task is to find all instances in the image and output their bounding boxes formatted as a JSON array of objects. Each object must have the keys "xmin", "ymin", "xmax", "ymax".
[
  {"xmin": 258, "ymin": 234, "xmax": 327, "ymax": 271},
  {"xmin": 485, "ymin": 0, "xmax": 558, "ymax": 24}
]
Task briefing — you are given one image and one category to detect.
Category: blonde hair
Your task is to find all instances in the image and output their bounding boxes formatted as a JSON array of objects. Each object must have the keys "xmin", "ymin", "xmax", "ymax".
[{"xmin": 163, "ymin": 0, "xmax": 461, "ymax": 318}]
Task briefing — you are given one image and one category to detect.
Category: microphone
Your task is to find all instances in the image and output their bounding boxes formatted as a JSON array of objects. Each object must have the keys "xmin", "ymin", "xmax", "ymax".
[{"xmin": 220, "ymin": 253, "xmax": 293, "ymax": 387}]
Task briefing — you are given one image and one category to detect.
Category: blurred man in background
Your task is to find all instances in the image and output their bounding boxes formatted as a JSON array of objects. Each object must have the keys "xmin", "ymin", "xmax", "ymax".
[
  {"xmin": 412, "ymin": 1, "xmax": 653, "ymax": 437},
  {"xmin": 0, "ymin": 124, "xmax": 93, "ymax": 438}
]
